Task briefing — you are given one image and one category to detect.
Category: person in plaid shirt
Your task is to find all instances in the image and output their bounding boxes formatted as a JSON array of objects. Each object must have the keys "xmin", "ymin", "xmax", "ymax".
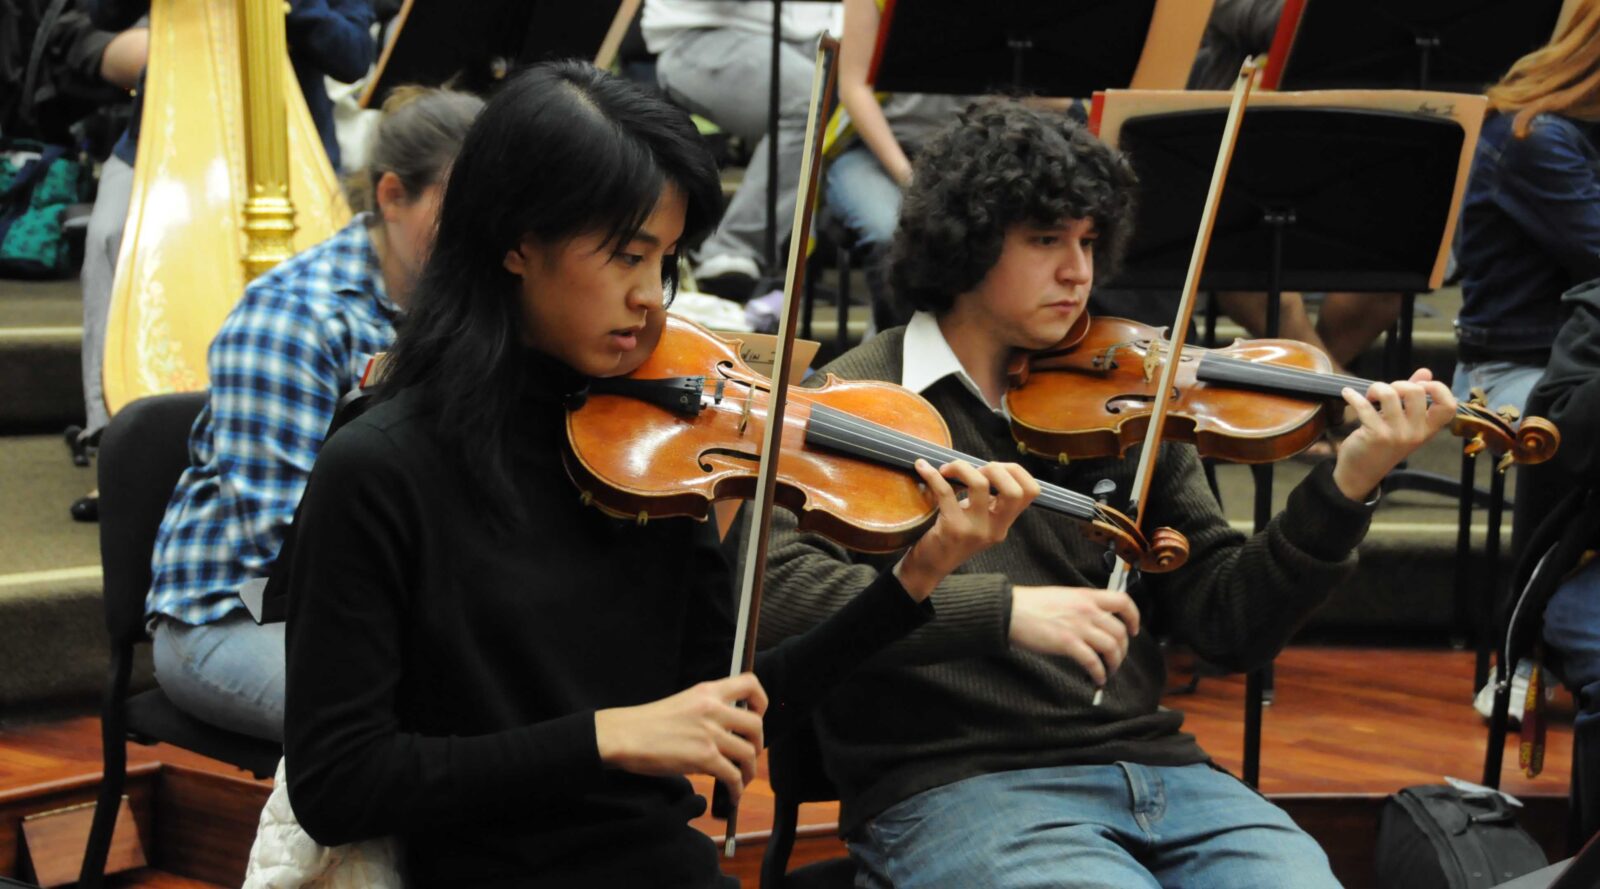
[{"xmin": 145, "ymin": 86, "xmax": 482, "ymax": 742}]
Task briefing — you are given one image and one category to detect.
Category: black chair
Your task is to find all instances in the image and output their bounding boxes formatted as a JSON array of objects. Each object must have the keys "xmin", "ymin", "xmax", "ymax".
[
  {"xmin": 78, "ymin": 392, "xmax": 281, "ymax": 889},
  {"xmin": 800, "ymin": 209, "xmax": 863, "ymax": 362},
  {"xmin": 1483, "ymin": 486, "xmax": 1600, "ymax": 856},
  {"xmin": 760, "ymin": 717, "xmax": 855, "ymax": 889}
]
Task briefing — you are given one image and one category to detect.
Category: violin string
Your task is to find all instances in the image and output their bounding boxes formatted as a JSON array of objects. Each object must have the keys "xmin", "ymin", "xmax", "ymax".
[
  {"xmin": 696, "ymin": 385, "xmax": 1110, "ymax": 518},
  {"xmin": 803, "ymin": 403, "xmax": 1097, "ymax": 519},
  {"xmin": 800, "ymin": 424, "xmax": 1092, "ymax": 520},
  {"xmin": 1199, "ymin": 352, "xmax": 1372, "ymax": 392},
  {"xmin": 1198, "ymin": 353, "xmax": 1472, "ymax": 418}
]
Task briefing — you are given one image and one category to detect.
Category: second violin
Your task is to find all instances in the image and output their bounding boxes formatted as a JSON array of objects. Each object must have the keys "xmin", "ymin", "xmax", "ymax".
[{"xmin": 1004, "ymin": 313, "xmax": 1560, "ymax": 469}]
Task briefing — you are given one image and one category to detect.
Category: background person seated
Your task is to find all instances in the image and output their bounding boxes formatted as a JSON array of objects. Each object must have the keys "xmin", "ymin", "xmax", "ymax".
[{"xmin": 143, "ymin": 87, "xmax": 482, "ymax": 742}]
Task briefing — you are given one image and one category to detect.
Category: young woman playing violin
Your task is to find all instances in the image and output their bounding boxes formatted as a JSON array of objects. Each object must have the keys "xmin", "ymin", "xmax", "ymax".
[
  {"xmin": 760, "ymin": 99, "xmax": 1459, "ymax": 889},
  {"xmin": 277, "ymin": 62, "xmax": 1039, "ymax": 887}
]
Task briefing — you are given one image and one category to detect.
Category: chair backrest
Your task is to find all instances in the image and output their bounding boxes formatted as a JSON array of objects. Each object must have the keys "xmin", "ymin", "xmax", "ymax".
[
  {"xmin": 762, "ymin": 716, "xmax": 856, "ymax": 889},
  {"xmin": 769, "ymin": 715, "xmax": 840, "ymax": 806},
  {"xmin": 97, "ymin": 391, "xmax": 208, "ymax": 646}
]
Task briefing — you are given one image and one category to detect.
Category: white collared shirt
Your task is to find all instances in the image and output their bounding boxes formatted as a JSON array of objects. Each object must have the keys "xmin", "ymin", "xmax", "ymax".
[{"xmin": 901, "ymin": 311, "xmax": 1005, "ymax": 415}]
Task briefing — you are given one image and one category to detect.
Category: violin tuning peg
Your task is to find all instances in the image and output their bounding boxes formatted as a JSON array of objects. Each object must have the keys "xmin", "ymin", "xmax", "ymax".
[
  {"xmin": 1463, "ymin": 435, "xmax": 1486, "ymax": 458},
  {"xmin": 1468, "ymin": 386, "xmax": 1488, "ymax": 408},
  {"xmin": 1498, "ymin": 405, "xmax": 1522, "ymax": 423},
  {"xmin": 1092, "ymin": 479, "xmax": 1116, "ymax": 505},
  {"xmin": 1102, "ymin": 548, "xmax": 1119, "ymax": 572},
  {"xmin": 1497, "ymin": 452, "xmax": 1515, "ymax": 474}
]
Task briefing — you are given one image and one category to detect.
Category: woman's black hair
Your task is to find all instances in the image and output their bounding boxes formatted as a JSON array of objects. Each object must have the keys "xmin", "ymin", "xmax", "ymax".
[
  {"xmin": 888, "ymin": 99, "xmax": 1139, "ymax": 315},
  {"xmin": 375, "ymin": 60, "xmax": 724, "ymax": 524}
]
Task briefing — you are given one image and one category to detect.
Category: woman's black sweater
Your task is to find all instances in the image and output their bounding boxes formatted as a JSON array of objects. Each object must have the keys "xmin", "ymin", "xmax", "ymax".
[{"xmin": 281, "ymin": 364, "xmax": 929, "ymax": 887}]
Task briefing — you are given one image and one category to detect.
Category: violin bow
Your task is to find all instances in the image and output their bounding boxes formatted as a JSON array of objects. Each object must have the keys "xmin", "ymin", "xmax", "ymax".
[
  {"xmin": 722, "ymin": 34, "xmax": 840, "ymax": 857},
  {"xmin": 1096, "ymin": 59, "xmax": 1258, "ymax": 706}
]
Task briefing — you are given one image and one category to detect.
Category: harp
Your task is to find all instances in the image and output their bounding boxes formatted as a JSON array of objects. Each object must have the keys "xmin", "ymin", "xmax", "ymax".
[{"xmin": 102, "ymin": 0, "xmax": 352, "ymax": 412}]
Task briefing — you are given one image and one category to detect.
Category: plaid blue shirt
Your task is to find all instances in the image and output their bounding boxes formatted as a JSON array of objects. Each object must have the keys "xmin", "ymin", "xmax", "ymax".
[{"xmin": 147, "ymin": 216, "xmax": 399, "ymax": 626}]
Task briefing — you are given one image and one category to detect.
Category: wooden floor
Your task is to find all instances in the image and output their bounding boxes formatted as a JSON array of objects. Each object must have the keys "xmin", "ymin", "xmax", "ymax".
[{"xmin": 0, "ymin": 647, "xmax": 1575, "ymax": 887}]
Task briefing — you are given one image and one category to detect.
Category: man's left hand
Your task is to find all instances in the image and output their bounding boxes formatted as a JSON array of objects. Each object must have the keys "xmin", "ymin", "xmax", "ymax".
[{"xmin": 1330, "ymin": 368, "xmax": 1457, "ymax": 501}]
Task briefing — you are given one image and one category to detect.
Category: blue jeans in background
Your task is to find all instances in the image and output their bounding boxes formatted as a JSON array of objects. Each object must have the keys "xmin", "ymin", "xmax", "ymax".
[
  {"xmin": 824, "ymin": 143, "xmax": 904, "ymax": 251},
  {"xmin": 849, "ymin": 762, "xmax": 1341, "ymax": 889},
  {"xmin": 1544, "ymin": 556, "xmax": 1600, "ymax": 728},
  {"xmin": 1451, "ymin": 359, "xmax": 1545, "ymax": 419},
  {"xmin": 152, "ymin": 610, "xmax": 286, "ymax": 743},
  {"xmin": 824, "ymin": 144, "xmax": 907, "ymax": 330}
]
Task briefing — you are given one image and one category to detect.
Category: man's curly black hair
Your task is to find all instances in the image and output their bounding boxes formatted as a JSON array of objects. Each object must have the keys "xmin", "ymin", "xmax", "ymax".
[{"xmin": 889, "ymin": 99, "xmax": 1139, "ymax": 315}]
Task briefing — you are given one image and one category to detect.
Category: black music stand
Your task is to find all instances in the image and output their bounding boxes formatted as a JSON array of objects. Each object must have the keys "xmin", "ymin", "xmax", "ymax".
[
  {"xmin": 364, "ymin": 0, "xmax": 624, "ymax": 105},
  {"xmin": 1266, "ymin": 0, "xmax": 1569, "ymax": 93},
  {"xmin": 759, "ymin": 0, "xmax": 1180, "ymax": 275},
  {"xmin": 1262, "ymin": 0, "xmax": 1568, "ymax": 689},
  {"xmin": 871, "ymin": 0, "xmax": 1164, "ymax": 96},
  {"xmin": 1101, "ymin": 101, "xmax": 1469, "ymax": 787}
]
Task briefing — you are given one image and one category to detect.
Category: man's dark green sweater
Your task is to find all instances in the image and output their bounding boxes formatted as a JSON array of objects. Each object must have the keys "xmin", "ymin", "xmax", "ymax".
[{"xmin": 759, "ymin": 326, "xmax": 1378, "ymax": 833}]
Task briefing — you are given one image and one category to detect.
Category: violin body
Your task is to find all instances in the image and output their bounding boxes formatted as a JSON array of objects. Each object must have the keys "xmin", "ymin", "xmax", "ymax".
[
  {"xmin": 565, "ymin": 315, "xmax": 952, "ymax": 553},
  {"xmin": 566, "ymin": 316, "xmax": 1189, "ymax": 570},
  {"xmin": 1006, "ymin": 316, "xmax": 1335, "ymax": 465}
]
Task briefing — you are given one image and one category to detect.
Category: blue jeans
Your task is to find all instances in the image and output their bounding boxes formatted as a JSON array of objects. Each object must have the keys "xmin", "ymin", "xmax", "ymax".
[
  {"xmin": 1544, "ymin": 556, "xmax": 1600, "ymax": 728},
  {"xmin": 1451, "ymin": 359, "xmax": 1545, "ymax": 419},
  {"xmin": 825, "ymin": 144, "xmax": 909, "ymax": 330},
  {"xmin": 824, "ymin": 143, "xmax": 904, "ymax": 252},
  {"xmin": 849, "ymin": 763, "xmax": 1341, "ymax": 889},
  {"xmin": 151, "ymin": 611, "xmax": 286, "ymax": 743}
]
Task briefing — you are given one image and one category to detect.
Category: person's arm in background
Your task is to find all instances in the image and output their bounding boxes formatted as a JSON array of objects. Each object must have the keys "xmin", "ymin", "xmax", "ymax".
[
  {"xmin": 96, "ymin": 24, "xmax": 146, "ymax": 89},
  {"xmin": 838, "ymin": 0, "xmax": 911, "ymax": 186},
  {"xmin": 286, "ymin": 0, "xmax": 375, "ymax": 84}
]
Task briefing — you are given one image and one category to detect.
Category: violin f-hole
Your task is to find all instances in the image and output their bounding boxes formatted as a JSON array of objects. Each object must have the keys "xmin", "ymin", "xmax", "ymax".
[
  {"xmin": 699, "ymin": 446, "xmax": 760, "ymax": 473},
  {"xmin": 1106, "ymin": 390, "xmax": 1182, "ymax": 415}
]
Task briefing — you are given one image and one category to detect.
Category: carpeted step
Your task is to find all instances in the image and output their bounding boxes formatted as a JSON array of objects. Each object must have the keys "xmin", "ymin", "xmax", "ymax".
[
  {"xmin": 0, "ymin": 278, "xmax": 85, "ymax": 432},
  {"xmin": 0, "ymin": 568, "xmax": 156, "ymax": 711}
]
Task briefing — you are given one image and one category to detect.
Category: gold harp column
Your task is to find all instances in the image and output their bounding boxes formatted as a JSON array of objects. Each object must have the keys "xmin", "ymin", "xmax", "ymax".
[{"xmin": 237, "ymin": 0, "xmax": 296, "ymax": 278}]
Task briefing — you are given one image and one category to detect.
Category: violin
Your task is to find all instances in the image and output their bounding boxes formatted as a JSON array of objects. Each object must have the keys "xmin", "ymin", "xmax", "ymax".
[
  {"xmin": 564, "ymin": 315, "xmax": 1189, "ymax": 573},
  {"xmin": 1004, "ymin": 313, "xmax": 1561, "ymax": 469}
]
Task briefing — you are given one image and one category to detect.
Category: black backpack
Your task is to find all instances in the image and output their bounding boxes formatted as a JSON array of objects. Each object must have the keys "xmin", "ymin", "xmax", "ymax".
[{"xmin": 1376, "ymin": 784, "xmax": 1549, "ymax": 888}]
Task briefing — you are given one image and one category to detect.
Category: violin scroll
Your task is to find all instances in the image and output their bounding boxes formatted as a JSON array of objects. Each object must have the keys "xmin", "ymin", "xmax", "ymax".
[
  {"xmin": 1452, "ymin": 391, "xmax": 1560, "ymax": 468},
  {"xmin": 1086, "ymin": 506, "xmax": 1189, "ymax": 574},
  {"xmin": 1511, "ymin": 416, "xmax": 1560, "ymax": 466}
]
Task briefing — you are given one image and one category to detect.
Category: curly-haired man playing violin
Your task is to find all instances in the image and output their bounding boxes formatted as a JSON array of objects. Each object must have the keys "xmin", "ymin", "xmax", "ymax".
[{"xmin": 760, "ymin": 98, "xmax": 1456, "ymax": 888}]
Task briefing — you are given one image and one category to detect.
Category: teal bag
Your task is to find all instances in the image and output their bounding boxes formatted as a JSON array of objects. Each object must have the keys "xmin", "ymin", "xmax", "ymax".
[{"xmin": 0, "ymin": 139, "xmax": 89, "ymax": 278}]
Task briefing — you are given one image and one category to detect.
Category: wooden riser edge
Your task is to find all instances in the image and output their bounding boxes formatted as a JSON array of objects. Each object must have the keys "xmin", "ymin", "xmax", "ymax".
[
  {"xmin": 1, "ymin": 767, "xmax": 1574, "ymax": 888},
  {"xmin": 0, "ymin": 761, "xmax": 161, "ymax": 881}
]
